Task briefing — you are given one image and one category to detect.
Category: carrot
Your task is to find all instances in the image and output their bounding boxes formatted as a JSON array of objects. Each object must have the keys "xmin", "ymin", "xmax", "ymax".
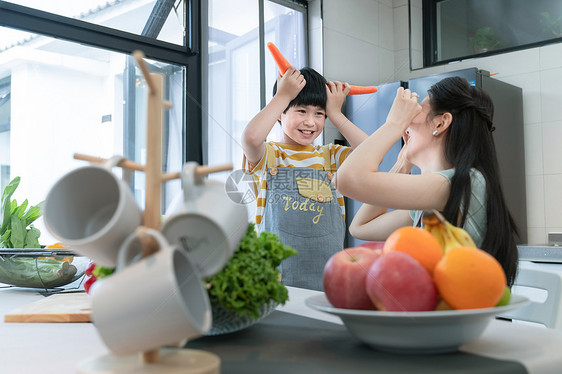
[
  {"xmin": 267, "ymin": 42, "xmax": 377, "ymax": 95},
  {"xmin": 267, "ymin": 42, "xmax": 291, "ymax": 75},
  {"xmin": 348, "ymin": 85, "xmax": 377, "ymax": 95}
]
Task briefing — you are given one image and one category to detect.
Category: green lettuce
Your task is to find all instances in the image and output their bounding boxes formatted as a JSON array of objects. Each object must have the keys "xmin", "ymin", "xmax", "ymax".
[
  {"xmin": 1, "ymin": 177, "xmax": 43, "ymax": 249},
  {"xmin": 206, "ymin": 223, "xmax": 297, "ymax": 319}
]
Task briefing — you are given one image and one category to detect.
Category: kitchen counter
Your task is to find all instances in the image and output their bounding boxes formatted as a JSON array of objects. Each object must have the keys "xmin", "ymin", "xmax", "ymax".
[
  {"xmin": 2, "ymin": 284, "xmax": 562, "ymax": 373},
  {"xmin": 0, "ymin": 285, "xmax": 107, "ymax": 373},
  {"xmin": 518, "ymin": 244, "xmax": 562, "ymax": 263}
]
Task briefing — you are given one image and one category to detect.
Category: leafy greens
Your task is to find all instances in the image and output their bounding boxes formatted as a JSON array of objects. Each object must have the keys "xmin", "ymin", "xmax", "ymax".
[
  {"xmin": 0, "ymin": 177, "xmax": 43, "ymax": 248},
  {"xmin": 206, "ymin": 223, "xmax": 297, "ymax": 320}
]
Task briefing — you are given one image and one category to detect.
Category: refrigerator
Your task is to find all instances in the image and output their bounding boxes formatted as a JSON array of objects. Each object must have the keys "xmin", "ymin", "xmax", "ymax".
[
  {"xmin": 340, "ymin": 68, "xmax": 527, "ymax": 247},
  {"xmin": 340, "ymin": 80, "xmax": 406, "ymax": 248}
]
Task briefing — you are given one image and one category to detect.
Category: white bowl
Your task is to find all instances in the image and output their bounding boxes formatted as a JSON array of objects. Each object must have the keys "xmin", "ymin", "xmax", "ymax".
[{"xmin": 305, "ymin": 294, "xmax": 529, "ymax": 354}]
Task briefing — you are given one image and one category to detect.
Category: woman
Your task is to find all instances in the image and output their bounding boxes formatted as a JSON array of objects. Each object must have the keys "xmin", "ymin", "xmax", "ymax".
[{"xmin": 335, "ymin": 77, "xmax": 519, "ymax": 286}]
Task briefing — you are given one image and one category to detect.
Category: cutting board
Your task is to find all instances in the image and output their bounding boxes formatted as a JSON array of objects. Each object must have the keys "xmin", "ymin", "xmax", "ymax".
[{"xmin": 4, "ymin": 292, "xmax": 92, "ymax": 323}]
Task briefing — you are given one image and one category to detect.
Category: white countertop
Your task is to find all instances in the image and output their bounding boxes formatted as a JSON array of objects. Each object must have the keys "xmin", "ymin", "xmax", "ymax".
[
  {"xmin": 0, "ymin": 285, "xmax": 108, "ymax": 374},
  {"xmin": 2, "ymin": 284, "xmax": 562, "ymax": 374}
]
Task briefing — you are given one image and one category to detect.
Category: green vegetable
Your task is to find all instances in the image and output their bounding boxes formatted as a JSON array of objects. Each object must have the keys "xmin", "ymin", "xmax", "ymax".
[
  {"xmin": 0, "ymin": 177, "xmax": 43, "ymax": 248},
  {"xmin": 206, "ymin": 223, "xmax": 297, "ymax": 320},
  {"xmin": 92, "ymin": 265, "xmax": 114, "ymax": 279},
  {"xmin": 0, "ymin": 257, "xmax": 77, "ymax": 288}
]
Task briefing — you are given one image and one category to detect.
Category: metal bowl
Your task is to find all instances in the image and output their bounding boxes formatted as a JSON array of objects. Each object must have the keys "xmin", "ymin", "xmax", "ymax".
[
  {"xmin": 0, "ymin": 249, "xmax": 88, "ymax": 289},
  {"xmin": 205, "ymin": 299, "xmax": 278, "ymax": 336}
]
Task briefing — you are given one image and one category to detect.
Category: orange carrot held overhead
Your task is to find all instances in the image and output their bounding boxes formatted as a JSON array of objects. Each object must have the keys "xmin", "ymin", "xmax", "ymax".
[
  {"xmin": 348, "ymin": 85, "xmax": 378, "ymax": 95},
  {"xmin": 267, "ymin": 41, "xmax": 377, "ymax": 95},
  {"xmin": 267, "ymin": 42, "xmax": 291, "ymax": 75}
]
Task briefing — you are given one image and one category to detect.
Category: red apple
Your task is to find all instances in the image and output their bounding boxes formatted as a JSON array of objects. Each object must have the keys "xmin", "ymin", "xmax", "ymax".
[
  {"xmin": 360, "ymin": 241, "xmax": 385, "ymax": 250},
  {"xmin": 365, "ymin": 251, "xmax": 438, "ymax": 311},
  {"xmin": 323, "ymin": 246, "xmax": 383, "ymax": 310}
]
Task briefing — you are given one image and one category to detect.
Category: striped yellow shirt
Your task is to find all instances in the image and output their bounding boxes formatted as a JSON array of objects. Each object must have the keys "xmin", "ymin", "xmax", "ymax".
[{"xmin": 245, "ymin": 141, "xmax": 351, "ymax": 232}]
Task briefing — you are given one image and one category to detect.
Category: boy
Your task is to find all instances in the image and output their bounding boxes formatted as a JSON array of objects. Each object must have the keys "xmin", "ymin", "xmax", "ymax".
[{"xmin": 242, "ymin": 66, "xmax": 367, "ymax": 291}]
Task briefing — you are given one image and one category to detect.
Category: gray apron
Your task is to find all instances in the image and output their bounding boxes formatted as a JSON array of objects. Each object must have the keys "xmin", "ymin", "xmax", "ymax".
[{"xmin": 262, "ymin": 149, "xmax": 345, "ymax": 291}]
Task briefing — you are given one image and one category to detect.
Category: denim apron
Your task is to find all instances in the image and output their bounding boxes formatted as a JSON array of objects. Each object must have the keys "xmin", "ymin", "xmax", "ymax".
[{"xmin": 262, "ymin": 145, "xmax": 345, "ymax": 291}]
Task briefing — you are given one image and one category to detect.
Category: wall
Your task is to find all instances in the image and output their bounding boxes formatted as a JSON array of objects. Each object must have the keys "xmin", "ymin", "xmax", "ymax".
[
  {"xmin": 320, "ymin": 0, "xmax": 397, "ymax": 145},
  {"xmin": 320, "ymin": 0, "xmax": 562, "ymax": 245},
  {"xmin": 397, "ymin": 6, "xmax": 562, "ymax": 246}
]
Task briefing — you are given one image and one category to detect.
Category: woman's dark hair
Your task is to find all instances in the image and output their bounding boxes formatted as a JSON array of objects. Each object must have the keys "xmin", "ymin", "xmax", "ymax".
[
  {"xmin": 427, "ymin": 76, "xmax": 519, "ymax": 286},
  {"xmin": 273, "ymin": 67, "xmax": 327, "ymax": 113}
]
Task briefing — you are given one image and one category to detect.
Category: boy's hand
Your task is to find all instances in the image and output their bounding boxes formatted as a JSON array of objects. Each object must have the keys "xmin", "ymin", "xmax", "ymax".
[
  {"xmin": 326, "ymin": 81, "xmax": 350, "ymax": 118},
  {"xmin": 276, "ymin": 66, "xmax": 306, "ymax": 102}
]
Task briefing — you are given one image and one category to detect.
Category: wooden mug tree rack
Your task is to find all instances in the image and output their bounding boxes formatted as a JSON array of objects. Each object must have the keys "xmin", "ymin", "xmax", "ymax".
[{"xmin": 76, "ymin": 51, "xmax": 228, "ymax": 374}]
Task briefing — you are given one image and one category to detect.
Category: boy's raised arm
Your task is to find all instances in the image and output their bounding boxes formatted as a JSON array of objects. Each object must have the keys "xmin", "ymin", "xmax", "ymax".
[
  {"xmin": 325, "ymin": 81, "xmax": 369, "ymax": 149},
  {"xmin": 242, "ymin": 67, "xmax": 306, "ymax": 166}
]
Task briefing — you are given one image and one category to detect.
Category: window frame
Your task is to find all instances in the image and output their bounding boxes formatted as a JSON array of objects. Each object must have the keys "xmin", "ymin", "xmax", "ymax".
[
  {"xmin": 0, "ymin": 77, "xmax": 10, "ymax": 133},
  {"xmin": 0, "ymin": 0, "xmax": 203, "ymax": 163},
  {"xmin": 422, "ymin": 0, "xmax": 562, "ymax": 67},
  {"xmin": 200, "ymin": 0, "xmax": 309, "ymax": 166},
  {"xmin": 260, "ymin": 0, "xmax": 309, "ymax": 109}
]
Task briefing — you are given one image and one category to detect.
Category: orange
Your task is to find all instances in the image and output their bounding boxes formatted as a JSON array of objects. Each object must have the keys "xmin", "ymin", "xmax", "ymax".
[
  {"xmin": 434, "ymin": 246, "xmax": 506, "ymax": 310},
  {"xmin": 383, "ymin": 226, "xmax": 443, "ymax": 276},
  {"xmin": 42, "ymin": 243, "xmax": 73, "ymax": 263}
]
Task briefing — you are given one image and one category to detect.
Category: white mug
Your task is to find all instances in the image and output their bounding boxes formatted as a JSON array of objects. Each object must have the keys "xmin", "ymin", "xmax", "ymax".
[
  {"xmin": 161, "ymin": 162, "xmax": 248, "ymax": 277},
  {"xmin": 43, "ymin": 156, "xmax": 142, "ymax": 267},
  {"xmin": 91, "ymin": 227, "xmax": 212, "ymax": 357}
]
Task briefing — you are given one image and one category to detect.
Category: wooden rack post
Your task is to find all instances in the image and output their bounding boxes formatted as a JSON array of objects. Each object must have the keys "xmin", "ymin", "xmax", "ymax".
[
  {"xmin": 134, "ymin": 50, "xmax": 165, "ymax": 364},
  {"xmin": 77, "ymin": 50, "xmax": 223, "ymax": 374}
]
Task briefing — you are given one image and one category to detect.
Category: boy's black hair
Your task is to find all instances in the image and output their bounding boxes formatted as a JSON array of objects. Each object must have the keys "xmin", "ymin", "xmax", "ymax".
[{"xmin": 272, "ymin": 67, "xmax": 327, "ymax": 114}]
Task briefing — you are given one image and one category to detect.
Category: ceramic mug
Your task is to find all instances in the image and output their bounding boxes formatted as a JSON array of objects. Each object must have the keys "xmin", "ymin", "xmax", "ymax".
[
  {"xmin": 91, "ymin": 227, "xmax": 212, "ymax": 357},
  {"xmin": 161, "ymin": 162, "xmax": 248, "ymax": 278},
  {"xmin": 43, "ymin": 156, "xmax": 141, "ymax": 267}
]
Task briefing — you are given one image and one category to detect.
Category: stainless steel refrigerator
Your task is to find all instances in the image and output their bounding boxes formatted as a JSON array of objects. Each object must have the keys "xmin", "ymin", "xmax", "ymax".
[
  {"xmin": 340, "ymin": 68, "xmax": 527, "ymax": 247},
  {"xmin": 341, "ymin": 80, "xmax": 406, "ymax": 248}
]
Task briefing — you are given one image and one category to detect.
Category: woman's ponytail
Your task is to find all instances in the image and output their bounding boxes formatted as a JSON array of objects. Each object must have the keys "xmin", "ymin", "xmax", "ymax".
[{"xmin": 428, "ymin": 77, "xmax": 519, "ymax": 286}]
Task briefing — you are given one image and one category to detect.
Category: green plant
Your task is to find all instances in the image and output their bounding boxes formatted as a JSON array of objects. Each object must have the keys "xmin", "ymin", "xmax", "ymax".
[
  {"xmin": 469, "ymin": 27, "xmax": 503, "ymax": 53},
  {"xmin": 0, "ymin": 177, "xmax": 43, "ymax": 248},
  {"xmin": 206, "ymin": 223, "xmax": 297, "ymax": 319},
  {"xmin": 540, "ymin": 12, "xmax": 562, "ymax": 38}
]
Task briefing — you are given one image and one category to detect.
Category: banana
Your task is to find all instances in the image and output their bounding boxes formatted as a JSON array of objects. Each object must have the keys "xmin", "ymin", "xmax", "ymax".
[
  {"xmin": 445, "ymin": 220, "xmax": 476, "ymax": 248},
  {"xmin": 424, "ymin": 217, "xmax": 446, "ymax": 250},
  {"xmin": 422, "ymin": 210, "xmax": 476, "ymax": 253}
]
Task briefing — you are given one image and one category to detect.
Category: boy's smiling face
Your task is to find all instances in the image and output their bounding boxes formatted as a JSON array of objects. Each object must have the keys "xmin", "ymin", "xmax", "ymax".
[{"xmin": 280, "ymin": 104, "xmax": 326, "ymax": 145}]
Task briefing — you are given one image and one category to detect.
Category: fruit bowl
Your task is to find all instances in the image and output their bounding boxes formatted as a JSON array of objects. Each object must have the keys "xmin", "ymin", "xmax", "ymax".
[
  {"xmin": 0, "ymin": 249, "xmax": 89, "ymax": 289},
  {"xmin": 305, "ymin": 293, "xmax": 529, "ymax": 354}
]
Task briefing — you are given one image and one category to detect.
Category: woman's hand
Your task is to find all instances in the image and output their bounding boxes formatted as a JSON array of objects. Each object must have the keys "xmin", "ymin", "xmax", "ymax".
[
  {"xmin": 385, "ymin": 87, "xmax": 422, "ymax": 132},
  {"xmin": 326, "ymin": 81, "xmax": 351, "ymax": 118},
  {"xmin": 390, "ymin": 138, "xmax": 414, "ymax": 174},
  {"xmin": 275, "ymin": 66, "xmax": 306, "ymax": 102}
]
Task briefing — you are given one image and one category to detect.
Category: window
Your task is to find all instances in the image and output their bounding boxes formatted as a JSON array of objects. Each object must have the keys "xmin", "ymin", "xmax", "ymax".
[
  {"xmin": 423, "ymin": 0, "xmax": 562, "ymax": 66},
  {"xmin": 2, "ymin": 0, "xmax": 186, "ymax": 45},
  {"xmin": 0, "ymin": 78, "xmax": 10, "ymax": 194},
  {"xmin": 204, "ymin": 0, "xmax": 307, "ymax": 219},
  {"xmin": 0, "ymin": 1, "xmax": 199, "ymax": 243}
]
